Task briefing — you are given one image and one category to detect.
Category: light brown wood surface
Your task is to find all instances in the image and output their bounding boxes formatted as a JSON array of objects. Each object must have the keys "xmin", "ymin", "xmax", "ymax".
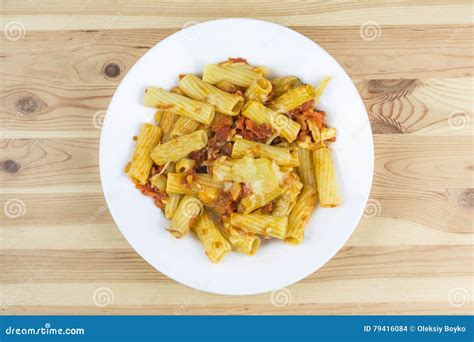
[{"xmin": 1, "ymin": 0, "xmax": 473, "ymax": 315}]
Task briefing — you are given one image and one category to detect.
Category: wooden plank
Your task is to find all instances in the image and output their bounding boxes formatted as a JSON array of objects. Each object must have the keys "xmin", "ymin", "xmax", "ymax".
[
  {"xmin": 0, "ymin": 138, "xmax": 100, "ymax": 192},
  {"xmin": 2, "ymin": 1, "xmax": 472, "ymax": 28},
  {"xmin": 2, "ymin": 246, "xmax": 472, "ymax": 285},
  {"xmin": 1, "ymin": 278, "xmax": 472, "ymax": 308},
  {"xmin": 3, "ymin": 302, "xmax": 471, "ymax": 315}
]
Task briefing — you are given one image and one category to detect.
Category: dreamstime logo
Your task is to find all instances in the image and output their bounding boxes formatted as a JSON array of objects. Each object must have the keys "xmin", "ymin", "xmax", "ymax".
[
  {"xmin": 92, "ymin": 110, "xmax": 111, "ymax": 130},
  {"xmin": 92, "ymin": 287, "xmax": 114, "ymax": 307},
  {"xmin": 359, "ymin": 21, "xmax": 382, "ymax": 41},
  {"xmin": 270, "ymin": 113, "xmax": 290, "ymax": 132},
  {"xmin": 182, "ymin": 198, "xmax": 203, "ymax": 218},
  {"xmin": 181, "ymin": 21, "xmax": 203, "ymax": 41},
  {"xmin": 448, "ymin": 111, "xmax": 470, "ymax": 130},
  {"xmin": 361, "ymin": 198, "xmax": 381, "ymax": 218},
  {"xmin": 4, "ymin": 21, "xmax": 26, "ymax": 41},
  {"xmin": 4, "ymin": 198, "xmax": 26, "ymax": 219},
  {"xmin": 448, "ymin": 287, "xmax": 470, "ymax": 308},
  {"xmin": 270, "ymin": 288, "xmax": 292, "ymax": 307}
]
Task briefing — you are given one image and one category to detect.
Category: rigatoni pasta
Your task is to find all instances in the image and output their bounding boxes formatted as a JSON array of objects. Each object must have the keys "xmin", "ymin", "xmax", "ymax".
[
  {"xmin": 167, "ymin": 194, "xmax": 203, "ymax": 238},
  {"xmin": 313, "ymin": 148, "xmax": 341, "ymax": 207},
  {"xmin": 145, "ymin": 87, "xmax": 215, "ymax": 124},
  {"xmin": 125, "ymin": 57, "xmax": 340, "ymax": 262},
  {"xmin": 193, "ymin": 210, "xmax": 231, "ymax": 263},
  {"xmin": 285, "ymin": 185, "xmax": 318, "ymax": 245},
  {"xmin": 179, "ymin": 74, "xmax": 244, "ymax": 116},
  {"xmin": 151, "ymin": 130, "xmax": 208, "ymax": 165},
  {"xmin": 202, "ymin": 62, "xmax": 265, "ymax": 87},
  {"xmin": 126, "ymin": 123, "xmax": 162, "ymax": 184}
]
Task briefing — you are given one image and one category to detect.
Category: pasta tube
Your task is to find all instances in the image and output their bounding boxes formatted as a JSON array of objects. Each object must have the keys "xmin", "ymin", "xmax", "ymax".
[
  {"xmin": 230, "ymin": 213, "xmax": 288, "ymax": 239},
  {"xmin": 167, "ymin": 194, "xmax": 203, "ymax": 238},
  {"xmin": 164, "ymin": 194, "xmax": 182, "ymax": 219},
  {"xmin": 313, "ymin": 148, "xmax": 341, "ymax": 207},
  {"xmin": 127, "ymin": 123, "xmax": 162, "ymax": 184},
  {"xmin": 151, "ymin": 130, "xmax": 208, "ymax": 165},
  {"xmin": 202, "ymin": 63, "xmax": 265, "ymax": 87},
  {"xmin": 158, "ymin": 111, "xmax": 178, "ymax": 142},
  {"xmin": 244, "ymin": 78, "xmax": 272, "ymax": 103},
  {"xmin": 193, "ymin": 210, "xmax": 231, "ymax": 263},
  {"xmin": 213, "ymin": 156, "xmax": 275, "ymax": 183},
  {"xmin": 144, "ymin": 87, "xmax": 215, "ymax": 125},
  {"xmin": 269, "ymin": 84, "xmax": 315, "ymax": 113},
  {"xmin": 220, "ymin": 221, "xmax": 260, "ymax": 256},
  {"xmin": 170, "ymin": 116, "xmax": 200, "ymax": 138},
  {"xmin": 231, "ymin": 137, "xmax": 298, "ymax": 167},
  {"xmin": 284, "ymin": 185, "xmax": 318, "ymax": 245},
  {"xmin": 179, "ymin": 74, "xmax": 244, "ymax": 116},
  {"xmin": 296, "ymin": 147, "xmax": 317, "ymax": 189},
  {"xmin": 241, "ymin": 100, "xmax": 300, "ymax": 143}
]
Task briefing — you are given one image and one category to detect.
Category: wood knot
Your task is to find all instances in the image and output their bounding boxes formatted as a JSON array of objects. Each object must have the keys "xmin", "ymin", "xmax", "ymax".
[
  {"xmin": 367, "ymin": 79, "xmax": 420, "ymax": 100},
  {"xmin": 105, "ymin": 63, "xmax": 120, "ymax": 78},
  {"xmin": 1, "ymin": 160, "xmax": 21, "ymax": 173},
  {"xmin": 101, "ymin": 60, "xmax": 124, "ymax": 80},
  {"xmin": 12, "ymin": 93, "xmax": 46, "ymax": 116}
]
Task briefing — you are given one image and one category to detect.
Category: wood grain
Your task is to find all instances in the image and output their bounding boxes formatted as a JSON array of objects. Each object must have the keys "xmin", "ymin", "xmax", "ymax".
[{"xmin": 1, "ymin": 0, "xmax": 473, "ymax": 315}]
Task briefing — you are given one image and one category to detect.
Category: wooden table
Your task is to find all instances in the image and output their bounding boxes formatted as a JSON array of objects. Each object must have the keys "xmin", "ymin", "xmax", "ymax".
[{"xmin": 1, "ymin": 1, "xmax": 473, "ymax": 315}]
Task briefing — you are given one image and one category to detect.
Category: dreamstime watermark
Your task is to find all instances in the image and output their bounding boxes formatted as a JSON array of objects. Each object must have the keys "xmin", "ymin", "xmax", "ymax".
[
  {"xmin": 359, "ymin": 21, "xmax": 382, "ymax": 41},
  {"xmin": 84, "ymin": 204, "xmax": 107, "ymax": 227},
  {"xmin": 84, "ymin": 14, "xmax": 121, "ymax": 49},
  {"xmin": 361, "ymin": 198, "xmax": 382, "ymax": 218},
  {"xmin": 92, "ymin": 287, "xmax": 114, "ymax": 308},
  {"xmin": 4, "ymin": 323, "xmax": 85, "ymax": 336},
  {"xmin": 270, "ymin": 288, "xmax": 292, "ymax": 307},
  {"xmin": 352, "ymin": 278, "xmax": 387, "ymax": 314},
  {"xmin": 182, "ymin": 198, "xmax": 203, "ymax": 218},
  {"xmin": 181, "ymin": 21, "xmax": 203, "ymax": 41},
  {"xmin": 439, "ymin": 16, "xmax": 473, "ymax": 50},
  {"xmin": 3, "ymin": 21, "xmax": 26, "ymax": 41},
  {"xmin": 3, "ymin": 198, "xmax": 26, "ymax": 219},
  {"xmin": 2, "ymin": 279, "xmax": 32, "ymax": 308},
  {"xmin": 270, "ymin": 112, "xmax": 291, "ymax": 132},
  {"xmin": 2, "ymin": 96, "xmax": 36, "ymax": 135},
  {"xmin": 448, "ymin": 110, "xmax": 470, "ymax": 130},
  {"xmin": 92, "ymin": 110, "xmax": 112, "ymax": 130},
  {"xmin": 444, "ymin": 191, "xmax": 473, "ymax": 225},
  {"xmin": 448, "ymin": 287, "xmax": 471, "ymax": 308}
]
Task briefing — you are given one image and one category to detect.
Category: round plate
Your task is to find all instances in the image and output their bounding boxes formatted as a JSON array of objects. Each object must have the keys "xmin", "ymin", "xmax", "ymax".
[{"xmin": 100, "ymin": 18, "xmax": 374, "ymax": 295}]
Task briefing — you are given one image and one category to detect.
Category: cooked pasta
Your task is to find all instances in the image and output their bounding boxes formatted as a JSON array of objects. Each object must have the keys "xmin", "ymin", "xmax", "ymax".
[
  {"xmin": 180, "ymin": 74, "xmax": 244, "ymax": 116},
  {"xmin": 151, "ymin": 130, "xmax": 208, "ymax": 165},
  {"xmin": 313, "ymin": 147, "xmax": 341, "ymax": 207},
  {"xmin": 125, "ymin": 58, "xmax": 339, "ymax": 262},
  {"xmin": 127, "ymin": 123, "xmax": 162, "ymax": 184},
  {"xmin": 144, "ymin": 87, "xmax": 215, "ymax": 125},
  {"xmin": 285, "ymin": 185, "xmax": 318, "ymax": 245},
  {"xmin": 193, "ymin": 210, "xmax": 231, "ymax": 263}
]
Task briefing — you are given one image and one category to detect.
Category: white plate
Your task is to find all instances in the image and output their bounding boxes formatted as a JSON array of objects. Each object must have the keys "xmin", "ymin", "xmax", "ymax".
[{"xmin": 100, "ymin": 18, "xmax": 374, "ymax": 295}]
